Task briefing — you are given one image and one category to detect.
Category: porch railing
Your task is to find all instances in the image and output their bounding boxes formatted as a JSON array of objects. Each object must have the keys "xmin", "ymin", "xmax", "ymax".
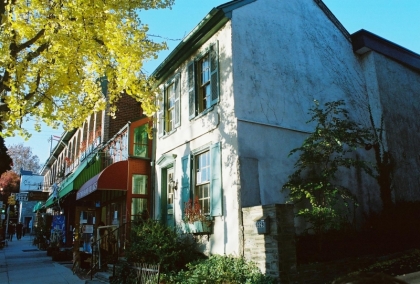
[{"xmin": 90, "ymin": 222, "xmax": 129, "ymax": 280}]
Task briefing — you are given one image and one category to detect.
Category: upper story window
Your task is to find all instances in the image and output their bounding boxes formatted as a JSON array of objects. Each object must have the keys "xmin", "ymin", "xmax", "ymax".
[
  {"xmin": 158, "ymin": 74, "xmax": 180, "ymax": 137},
  {"xmin": 133, "ymin": 125, "xmax": 148, "ymax": 158},
  {"xmin": 188, "ymin": 42, "xmax": 219, "ymax": 119}
]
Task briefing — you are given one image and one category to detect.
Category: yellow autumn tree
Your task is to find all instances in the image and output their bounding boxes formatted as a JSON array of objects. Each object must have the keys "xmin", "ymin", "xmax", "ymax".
[{"xmin": 0, "ymin": 0, "xmax": 173, "ymax": 138}]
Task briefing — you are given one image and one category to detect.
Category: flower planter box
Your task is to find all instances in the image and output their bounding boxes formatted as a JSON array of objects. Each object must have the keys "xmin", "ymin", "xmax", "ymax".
[{"xmin": 184, "ymin": 221, "xmax": 212, "ymax": 235}]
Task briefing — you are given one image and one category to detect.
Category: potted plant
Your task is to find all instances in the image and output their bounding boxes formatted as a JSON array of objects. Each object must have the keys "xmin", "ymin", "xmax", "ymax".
[{"xmin": 183, "ymin": 197, "xmax": 213, "ymax": 234}]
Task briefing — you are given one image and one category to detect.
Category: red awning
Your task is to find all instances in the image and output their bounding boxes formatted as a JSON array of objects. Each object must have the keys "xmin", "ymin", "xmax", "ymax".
[{"xmin": 76, "ymin": 160, "xmax": 128, "ymax": 200}]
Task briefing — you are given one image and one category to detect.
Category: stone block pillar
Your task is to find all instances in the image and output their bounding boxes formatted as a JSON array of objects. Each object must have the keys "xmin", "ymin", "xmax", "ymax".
[{"xmin": 242, "ymin": 204, "xmax": 296, "ymax": 283}]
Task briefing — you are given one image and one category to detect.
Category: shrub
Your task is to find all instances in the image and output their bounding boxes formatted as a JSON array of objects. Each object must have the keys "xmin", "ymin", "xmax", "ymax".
[
  {"xmin": 161, "ymin": 254, "xmax": 276, "ymax": 284},
  {"xmin": 123, "ymin": 219, "xmax": 201, "ymax": 273}
]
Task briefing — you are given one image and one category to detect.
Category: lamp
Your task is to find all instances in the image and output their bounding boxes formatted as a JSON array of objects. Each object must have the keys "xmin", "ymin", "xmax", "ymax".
[{"xmin": 169, "ymin": 178, "xmax": 178, "ymax": 191}]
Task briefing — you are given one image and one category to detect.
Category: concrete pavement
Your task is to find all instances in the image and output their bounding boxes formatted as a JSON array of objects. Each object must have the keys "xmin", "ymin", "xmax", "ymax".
[
  {"xmin": 0, "ymin": 233, "xmax": 87, "ymax": 284},
  {"xmin": 398, "ymin": 271, "xmax": 420, "ymax": 284},
  {"xmin": 1, "ymin": 233, "xmax": 419, "ymax": 284}
]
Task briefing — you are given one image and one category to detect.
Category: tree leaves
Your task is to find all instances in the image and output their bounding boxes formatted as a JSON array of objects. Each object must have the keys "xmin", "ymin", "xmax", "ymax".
[
  {"xmin": 7, "ymin": 143, "xmax": 41, "ymax": 174},
  {"xmin": 0, "ymin": 0, "xmax": 174, "ymax": 137},
  {"xmin": 283, "ymin": 100, "xmax": 374, "ymax": 234}
]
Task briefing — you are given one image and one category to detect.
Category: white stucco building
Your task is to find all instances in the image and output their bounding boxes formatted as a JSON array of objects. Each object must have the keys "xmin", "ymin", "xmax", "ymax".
[{"xmin": 152, "ymin": 0, "xmax": 420, "ymax": 262}]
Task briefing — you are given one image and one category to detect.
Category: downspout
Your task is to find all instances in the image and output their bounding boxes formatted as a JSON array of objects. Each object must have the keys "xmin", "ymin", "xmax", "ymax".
[
  {"xmin": 126, "ymin": 121, "xmax": 131, "ymax": 223},
  {"xmin": 150, "ymin": 121, "xmax": 157, "ymax": 219}
]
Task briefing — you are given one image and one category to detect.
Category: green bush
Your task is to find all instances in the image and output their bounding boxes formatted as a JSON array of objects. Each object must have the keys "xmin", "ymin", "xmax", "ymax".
[
  {"xmin": 124, "ymin": 219, "xmax": 200, "ymax": 273},
  {"xmin": 161, "ymin": 255, "xmax": 276, "ymax": 284}
]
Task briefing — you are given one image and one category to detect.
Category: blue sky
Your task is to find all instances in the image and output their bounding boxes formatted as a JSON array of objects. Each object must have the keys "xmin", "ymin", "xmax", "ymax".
[{"xmin": 5, "ymin": 0, "xmax": 420, "ymax": 167}]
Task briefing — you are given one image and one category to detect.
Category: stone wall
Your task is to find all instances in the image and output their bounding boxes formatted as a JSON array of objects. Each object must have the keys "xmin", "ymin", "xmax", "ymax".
[{"xmin": 242, "ymin": 204, "xmax": 297, "ymax": 283}]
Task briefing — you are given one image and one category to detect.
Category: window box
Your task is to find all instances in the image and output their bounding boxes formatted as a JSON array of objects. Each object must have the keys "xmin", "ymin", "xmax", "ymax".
[
  {"xmin": 183, "ymin": 219, "xmax": 213, "ymax": 235},
  {"xmin": 183, "ymin": 197, "xmax": 213, "ymax": 235},
  {"xmin": 189, "ymin": 220, "xmax": 213, "ymax": 235}
]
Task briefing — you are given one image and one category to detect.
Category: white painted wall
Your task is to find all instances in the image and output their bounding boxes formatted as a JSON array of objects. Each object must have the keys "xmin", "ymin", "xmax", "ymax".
[
  {"xmin": 155, "ymin": 21, "xmax": 241, "ymax": 255},
  {"xmin": 154, "ymin": 0, "xmax": 420, "ymax": 254},
  {"xmin": 230, "ymin": 0, "xmax": 379, "ymax": 216}
]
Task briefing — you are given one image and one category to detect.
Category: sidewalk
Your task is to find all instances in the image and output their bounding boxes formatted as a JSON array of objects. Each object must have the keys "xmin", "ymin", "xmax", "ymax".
[
  {"xmin": 0, "ymin": 234, "xmax": 99, "ymax": 284},
  {"xmin": 398, "ymin": 271, "xmax": 420, "ymax": 284}
]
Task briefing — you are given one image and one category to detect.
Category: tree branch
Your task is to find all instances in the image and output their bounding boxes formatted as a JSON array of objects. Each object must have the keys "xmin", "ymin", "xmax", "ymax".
[
  {"xmin": 25, "ymin": 42, "xmax": 49, "ymax": 62},
  {"xmin": 17, "ymin": 29, "xmax": 46, "ymax": 52}
]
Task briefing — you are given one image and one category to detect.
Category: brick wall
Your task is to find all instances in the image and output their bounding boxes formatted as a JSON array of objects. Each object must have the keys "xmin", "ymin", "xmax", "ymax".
[
  {"xmin": 242, "ymin": 204, "xmax": 297, "ymax": 283},
  {"xmin": 104, "ymin": 94, "xmax": 143, "ymax": 142}
]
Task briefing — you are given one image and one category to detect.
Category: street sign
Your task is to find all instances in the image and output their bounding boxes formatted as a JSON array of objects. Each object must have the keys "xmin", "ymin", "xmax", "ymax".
[
  {"xmin": 28, "ymin": 191, "xmax": 49, "ymax": 201},
  {"xmin": 15, "ymin": 193, "xmax": 28, "ymax": 202}
]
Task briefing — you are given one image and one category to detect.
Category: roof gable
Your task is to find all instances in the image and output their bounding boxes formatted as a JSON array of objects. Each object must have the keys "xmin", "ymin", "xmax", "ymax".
[
  {"xmin": 152, "ymin": 0, "xmax": 255, "ymax": 82},
  {"xmin": 351, "ymin": 29, "xmax": 420, "ymax": 72}
]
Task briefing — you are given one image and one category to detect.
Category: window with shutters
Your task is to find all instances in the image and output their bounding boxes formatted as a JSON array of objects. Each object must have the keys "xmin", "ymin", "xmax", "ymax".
[
  {"xmin": 166, "ymin": 80, "xmax": 176, "ymax": 132},
  {"xmin": 158, "ymin": 74, "xmax": 180, "ymax": 137},
  {"xmin": 188, "ymin": 43, "xmax": 219, "ymax": 119},
  {"xmin": 181, "ymin": 142, "xmax": 222, "ymax": 217}
]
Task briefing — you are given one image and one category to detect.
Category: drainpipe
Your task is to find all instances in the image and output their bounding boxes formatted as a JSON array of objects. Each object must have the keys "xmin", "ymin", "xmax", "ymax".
[
  {"xmin": 126, "ymin": 121, "xmax": 131, "ymax": 224},
  {"xmin": 150, "ymin": 123, "xmax": 157, "ymax": 219}
]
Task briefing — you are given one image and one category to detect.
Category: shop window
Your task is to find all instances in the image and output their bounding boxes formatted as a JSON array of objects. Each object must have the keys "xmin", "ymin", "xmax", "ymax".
[
  {"xmin": 132, "ymin": 174, "xmax": 147, "ymax": 194},
  {"xmin": 131, "ymin": 198, "xmax": 148, "ymax": 221}
]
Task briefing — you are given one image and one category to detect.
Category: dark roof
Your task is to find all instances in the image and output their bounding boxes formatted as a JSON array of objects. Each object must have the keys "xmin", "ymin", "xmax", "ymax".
[
  {"xmin": 351, "ymin": 29, "xmax": 420, "ymax": 72},
  {"xmin": 151, "ymin": 0, "xmax": 256, "ymax": 83}
]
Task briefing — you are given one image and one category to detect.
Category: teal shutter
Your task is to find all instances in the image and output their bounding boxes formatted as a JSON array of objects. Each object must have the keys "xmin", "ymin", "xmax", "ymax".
[
  {"xmin": 209, "ymin": 43, "xmax": 219, "ymax": 106},
  {"xmin": 174, "ymin": 74, "xmax": 181, "ymax": 128},
  {"xmin": 157, "ymin": 87, "xmax": 164, "ymax": 137},
  {"xmin": 188, "ymin": 61, "xmax": 196, "ymax": 119},
  {"xmin": 210, "ymin": 142, "xmax": 222, "ymax": 216},
  {"xmin": 160, "ymin": 170, "xmax": 168, "ymax": 223},
  {"xmin": 181, "ymin": 154, "xmax": 191, "ymax": 217}
]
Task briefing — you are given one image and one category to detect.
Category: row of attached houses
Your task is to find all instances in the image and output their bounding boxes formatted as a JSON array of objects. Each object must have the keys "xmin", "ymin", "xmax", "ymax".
[{"xmin": 32, "ymin": 0, "xmax": 420, "ymax": 280}]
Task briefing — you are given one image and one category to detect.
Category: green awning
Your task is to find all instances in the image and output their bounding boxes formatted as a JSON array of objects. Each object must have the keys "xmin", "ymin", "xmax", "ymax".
[
  {"xmin": 44, "ymin": 154, "xmax": 102, "ymax": 208},
  {"xmin": 44, "ymin": 194, "xmax": 56, "ymax": 208},
  {"xmin": 58, "ymin": 158, "xmax": 90, "ymax": 198},
  {"xmin": 32, "ymin": 201, "xmax": 45, "ymax": 212}
]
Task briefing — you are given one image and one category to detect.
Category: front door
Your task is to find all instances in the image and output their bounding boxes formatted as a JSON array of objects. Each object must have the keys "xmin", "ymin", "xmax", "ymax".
[{"xmin": 166, "ymin": 168, "xmax": 175, "ymax": 228}]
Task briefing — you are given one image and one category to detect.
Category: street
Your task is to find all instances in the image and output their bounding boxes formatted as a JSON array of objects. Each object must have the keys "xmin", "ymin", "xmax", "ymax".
[{"xmin": 0, "ymin": 234, "xmax": 87, "ymax": 284}]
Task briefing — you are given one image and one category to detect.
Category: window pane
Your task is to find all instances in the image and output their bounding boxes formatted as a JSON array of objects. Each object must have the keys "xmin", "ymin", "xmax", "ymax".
[
  {"xmin": 198, "ymin": 54, "xmax": 211, "ymax": 113},
  {"xmin": 166, "ymin": 82, "xmax": 175, "ymax": 132},
  {"xmin": 132, "ymin": 175, "xmax": 147, "ymax": 194},
  {"xmin": 201, "ymin": 56, "xmax": 210, "ymax": 84},
  {"xmin": 168, "ymin": 171, "xmax": 174, "ymax": 205},
  {"xmin": 194, "ymin": 151, "xmax": 210, "ymax": 214},
  {"xmin": 131, "ymin": 198, "xmax": 148, "ymax": 220},
  {"xmin": 133, "ymin": 125, "xmax": 148, "ymax": 157}
]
